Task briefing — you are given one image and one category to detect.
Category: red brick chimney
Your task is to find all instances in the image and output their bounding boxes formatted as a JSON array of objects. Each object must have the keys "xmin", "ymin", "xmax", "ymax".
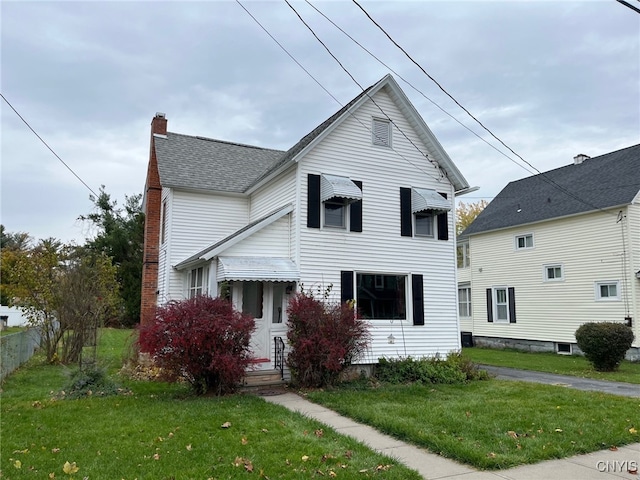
[{"xmin": 140, "ymin": 113, "xmax": 167, "ymax": 326}]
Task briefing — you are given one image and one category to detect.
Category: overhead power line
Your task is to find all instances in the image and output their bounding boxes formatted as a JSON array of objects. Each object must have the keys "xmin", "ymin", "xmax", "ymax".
[
  {"xmin": 350, "ymin": 0, "xmax": 618, "ymax": 217},
  {"xmin": 236, "ymin": 0, "xmax": 446, "ymax": 185},
  {"xmin": 1, "ymin": 93, "xmax": 99, "ymax": 197},
  {"xmin": 615, "ymin": 0, "xmax": 640, "ymax": 14}
]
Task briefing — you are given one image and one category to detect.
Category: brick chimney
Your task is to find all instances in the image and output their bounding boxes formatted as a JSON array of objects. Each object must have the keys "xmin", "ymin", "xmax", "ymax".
[{"xmin": 140, "ymin": 113, "xmax": 167, "ymax": 326}]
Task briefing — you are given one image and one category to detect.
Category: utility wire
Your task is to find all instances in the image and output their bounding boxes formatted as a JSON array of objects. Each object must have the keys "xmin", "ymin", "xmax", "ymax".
[
  {"xmin": 237, "ymin": 0, "xmax": 445, "ymax": 184},
  {"xmin": 351, "ymin": 0, "xmax": 619, "ymax": 217},
  {"xmin": 284, "ymin": 0, "xmax": 445, "ymax": 178},
  {"xmin": 1, "ymin": 93, "xmax": 99, "ymax": 197},
  {"xmin": 615, "ymin": 0, "xmax": 640, "ymax": 14},
  {"xmin": 304, "ymin": 0, "xmax": 539, "ymax": 177}
]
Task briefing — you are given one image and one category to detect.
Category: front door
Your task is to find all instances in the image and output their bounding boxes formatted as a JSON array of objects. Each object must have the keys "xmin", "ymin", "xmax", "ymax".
[{"xmin": 234, "ymin": 281, "xmax": 295, "ymax": 369}]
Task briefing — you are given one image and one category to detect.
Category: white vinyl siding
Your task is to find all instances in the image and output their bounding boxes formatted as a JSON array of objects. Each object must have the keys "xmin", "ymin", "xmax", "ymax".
[
  {"xmin": 469, "ymin": 207, "xmax": 637, "ymax": 345},
  {"xmin": 298, "ymin": 88, "xmax": 459, "ymax": 358}
]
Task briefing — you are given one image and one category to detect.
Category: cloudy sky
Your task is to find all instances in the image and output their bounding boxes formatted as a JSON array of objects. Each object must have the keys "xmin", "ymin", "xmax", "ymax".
[{"xmin": 2, "ymin": 0, "xmax": 638, "ymax": 244}]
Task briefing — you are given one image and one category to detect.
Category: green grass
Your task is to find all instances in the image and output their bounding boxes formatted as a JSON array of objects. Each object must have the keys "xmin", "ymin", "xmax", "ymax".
[
  {"xmin": 463, "ymin": 347, "xmax": 640, "ymax": 384},
  {"xmin": 307, "ymin": 381, "xmax": 640, "ymax": 470},
  {"xmin": 0, "ymin": 327, "xmax": 26, "ymax": 337},
  {"xmin": 1, "ymin": 329, "xmax": 420, "ymax": 479}
]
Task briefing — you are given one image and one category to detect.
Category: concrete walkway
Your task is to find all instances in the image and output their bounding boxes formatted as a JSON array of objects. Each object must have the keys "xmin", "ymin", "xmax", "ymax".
[
  {"xmin": 480, "ymin": 365, "xmax": 640, "ymax": 398},
  {"xmin": 261, "ymin": 378, "xmax": 639, "ymax": 480}
]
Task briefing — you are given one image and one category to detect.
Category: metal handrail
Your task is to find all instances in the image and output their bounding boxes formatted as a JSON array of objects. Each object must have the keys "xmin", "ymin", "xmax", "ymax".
[{"xmin": 274, "ymin": 336, "xmax": 285, "ymax": 380}]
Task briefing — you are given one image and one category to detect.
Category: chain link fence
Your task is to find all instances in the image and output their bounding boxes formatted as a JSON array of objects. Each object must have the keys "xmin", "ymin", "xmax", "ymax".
[{"xmin": 1, "ymin": 329, "xmax": 41, "ymax": 383}]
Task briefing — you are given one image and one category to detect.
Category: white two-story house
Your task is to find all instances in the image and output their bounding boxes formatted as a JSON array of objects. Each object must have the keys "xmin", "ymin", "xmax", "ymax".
[
  {"xmin": 141, "ymin": 75, "xmax": 472, "ymax": 373},
  {"xmin": 459, "ymin": 145, "xmax": 640, "ymax": 360}
]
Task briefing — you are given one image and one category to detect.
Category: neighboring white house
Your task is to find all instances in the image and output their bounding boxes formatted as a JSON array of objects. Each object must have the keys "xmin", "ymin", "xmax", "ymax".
[
  {"xmin": 459, "ymin": 145, "xmax": 640, "ymax": 360},
  {"xmin": 0, "ymin": 305, "xmax": 28, "ymax": 328},
  {"xmin": 141, "ymin": 74, "xmax": 472, "ymax": 373}
]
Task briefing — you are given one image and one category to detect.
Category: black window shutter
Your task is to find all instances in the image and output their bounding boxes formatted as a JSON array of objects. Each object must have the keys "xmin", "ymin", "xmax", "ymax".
[
  {"xmin": 437, "ymin": 212, "xmax": 449, "ymax": 240},
  {"xmin": 437, "ymin": 193, "xmax": 449, "ymax": 241},
  {"xmin": 486, "ymin": 288, "xmax": 493, "ymax": 322},
  {"xmin": 400, "ymin": 187, "xmax": 412, "ymax": 237},
  {"xmin": 412, "ymin": 274, "xmax": 424, "ymax": 325},
  {"xmin": 350, "ymin": 180, "xmax": 363, "ymax": 232},
  {"xmin": 508, "ymin": 287, "xmax": 516, "ymax": 323},
  {"xmin": 341, "ymin": 271, "xmax": 354, "ymax": 303},
  {"xmin": 307, "ymin": 174, "xmax": 321, "ymax": 228}
]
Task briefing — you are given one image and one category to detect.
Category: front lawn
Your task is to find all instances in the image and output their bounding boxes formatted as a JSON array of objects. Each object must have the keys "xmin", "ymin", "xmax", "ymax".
[
  {"xmin": 463, "ymin": 347, "xmax": 640, "ymax": 384},
  {"xmin": 0, "ymin": 329, "xmax": 420, "ymax": 479},
  {"xmin": 306, "ymin": 381, "xmax": 640, "ymax": 470}
]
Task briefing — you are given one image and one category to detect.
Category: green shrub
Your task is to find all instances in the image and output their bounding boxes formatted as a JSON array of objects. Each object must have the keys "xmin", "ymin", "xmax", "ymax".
[
  {"xmin": 62, "ymin": 365, "xmax": 121, "ymax": 399},
  {"xmin": 575, "ymin": 322, "xmax": 634, "ymax": 372},
  {"xmin": 375, "ymin": 353, "xmax": 489, "ymax": 385}
]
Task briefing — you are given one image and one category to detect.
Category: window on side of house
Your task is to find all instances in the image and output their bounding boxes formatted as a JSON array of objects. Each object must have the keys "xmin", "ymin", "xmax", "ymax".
[
  {"xmin": 188, "ymin": 266, "xmax": 207, "ymax": 298},
  {"xmin": 324, "ymin": 198, "xmax": 348, "ymax": 228},
  {"xmin": 372, "ymin": 118, "xmax": 391, "ymax": 147},
  {"xmin": 415, "ymin": 211, "xmax": 435, "ymax": 237},
  {"xmin": 161, "ymin": 200, "xmax": 168, "ymax": 244},
  {"xmin": 544, "ymin": 264, "xmax": 564, "ymax": 282},
  {"xmin": 457, "ymin": 242, "xmax": 470, "ymax": 268},
  {"xmin": 595, "ymin": 281, "xmax": 620, "ymax": 301},
  {"xmin": 356, "ymin": 273, "xmax": 406, "ymax": 320},
  {"xmin": 458, "ymin": 284, "xmax": 472, "ymax": 317},
  {"xmin": 515, "ymin": 233, "xmax": 534, "ymax": 250},
  {"xmin": 242, "ymin": 281, "xmax": 263, "ymax": 318},
  {"xmin": 486, "ymin": 286, "xmax": 516, "ymax": 323}
]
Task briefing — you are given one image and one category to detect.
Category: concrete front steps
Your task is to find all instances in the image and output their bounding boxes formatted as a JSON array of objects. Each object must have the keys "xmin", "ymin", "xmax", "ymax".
[{"xmin": 241, "ymin": 369, "xmax": 287, "ymax": 391}]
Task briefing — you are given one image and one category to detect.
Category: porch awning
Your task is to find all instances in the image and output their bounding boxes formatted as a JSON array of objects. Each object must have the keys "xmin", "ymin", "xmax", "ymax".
[
  {"xmin": 321, "ymin": 174, "xmax": 362, "ymax": 202},
  {"xmin": 411, "ymin": 187, "xmax": 451, "ymax": 214},
  {"xmin": 217, "ymin": 257, "xmax": 300, "ymax": 282}
]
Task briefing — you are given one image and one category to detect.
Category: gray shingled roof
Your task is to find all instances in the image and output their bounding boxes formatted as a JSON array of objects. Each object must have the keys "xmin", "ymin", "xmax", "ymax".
[
  {"xmin": 154, "ymin": 134, "xmax": 285, "ymax": 193},
  {"xmin": 461, "ymin": 144, "xmax": 640, "ymax": 236},
  {"xmin": 153, "ymin": 83, "xmax": 376, "ymax": 194}
]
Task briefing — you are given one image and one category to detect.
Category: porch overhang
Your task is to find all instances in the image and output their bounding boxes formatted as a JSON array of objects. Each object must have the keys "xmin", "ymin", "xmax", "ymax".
[
  {"xmin": 217, "ymin": 257, "xmax": 300, "ymax": 282},
  {"xmin": 411, "ymin": 187, "xmax": 451, "ymax": 214}
]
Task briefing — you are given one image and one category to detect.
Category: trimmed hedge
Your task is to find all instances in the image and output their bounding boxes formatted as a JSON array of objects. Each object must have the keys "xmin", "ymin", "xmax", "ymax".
[{"xmin": 575, "ymin": 322, "xmax": 634, "ymax": 372}]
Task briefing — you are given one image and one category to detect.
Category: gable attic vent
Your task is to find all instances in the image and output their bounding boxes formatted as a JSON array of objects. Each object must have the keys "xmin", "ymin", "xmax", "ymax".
[{"xmin": 573, "ymin": 153, "xmax": 590, "ymax": 165}]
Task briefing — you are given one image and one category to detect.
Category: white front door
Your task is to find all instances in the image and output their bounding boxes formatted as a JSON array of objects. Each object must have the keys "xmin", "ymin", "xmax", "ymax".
[{"xmin": 233, "ymin": 281, "xmax": 295, "ymax": 369}]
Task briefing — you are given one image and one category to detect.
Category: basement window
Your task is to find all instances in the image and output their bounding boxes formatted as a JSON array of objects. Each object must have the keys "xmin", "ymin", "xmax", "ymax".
[{"xmin": 556, "ymin": 343, "xmax": 572, "ymax": 355}]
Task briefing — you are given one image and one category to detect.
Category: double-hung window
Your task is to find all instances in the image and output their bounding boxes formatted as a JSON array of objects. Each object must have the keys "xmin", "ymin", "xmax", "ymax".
[
  {"xmin": 400, "ymin": 187, "xmax": 451, "ymax": 240},
  {"xmin": 457, "ymin": 242, "xmax": 470, "ymax": 268},
  {"xmin": 458, "ymin": 284, "xmax": 472, "ymax": 318},
  {"xmin": 188, "ymin": 266, "xmax": 207, "ymax": 298},
  {"xmin": 307, "ymin": 174, "xmax": 363, "ymax": 231},
  {"xmin": 544, "ymin": 264, "xmax": 564, "ymax": 282},
  {"xmin": 487, "ymin": 286, "xmax": 516, "ymax": 323}
]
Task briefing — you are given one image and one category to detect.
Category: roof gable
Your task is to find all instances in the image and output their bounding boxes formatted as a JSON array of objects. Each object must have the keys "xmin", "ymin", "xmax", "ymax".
[
  {"xmin": 462, "ymin": 144, "xmax": 640, "ymax": 236},
  {"xmin": 153, "ymin": 75, "xmax": 469, "ymax": 195}
]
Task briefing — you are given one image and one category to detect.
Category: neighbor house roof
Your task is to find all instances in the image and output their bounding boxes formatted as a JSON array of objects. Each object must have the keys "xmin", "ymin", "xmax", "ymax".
[
  {"xmin": 153, "ymin": 74, "xmax": 469, "ymax": 195},
  {"xmin": 461, "ymin": 144, "xmax": 640, "ymax": 237}
]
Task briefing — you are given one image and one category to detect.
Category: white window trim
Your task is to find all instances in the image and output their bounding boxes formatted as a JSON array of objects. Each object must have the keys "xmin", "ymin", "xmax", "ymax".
[
  {"xmin": 372, "ymin": 117, "xmax": 392, "ymax": 148},
  {"xmin": 543, "ymin": 264, "xmax": 564, "ymax": 282},
  {"xmin": 457, "ymin": 242, "xmax": 470, "ymax": 269},
  {"xmin": 323, "ymin": 198, "xmax": 349, "ymax": 229},
  {"xmin": 187, "ymin": 266, "xmax": 209, "ymax": 299},
  {"xmin": 514, "ymin": 233, "xmax": 534, "ymax": 250},
  {"xmin": 493, "ymin": 286, "xmax": 510, "ymax": 323},
  {"xmin": 458, "ymin": 283, "xmax": 472, "ymax": 318},
  {"xmin": 594, "ymin": 281, "xmax": 620, "ymax": 301},
  {"xmin": 414, "ymin": 211, "xmax": 436, "ymax": 238}
]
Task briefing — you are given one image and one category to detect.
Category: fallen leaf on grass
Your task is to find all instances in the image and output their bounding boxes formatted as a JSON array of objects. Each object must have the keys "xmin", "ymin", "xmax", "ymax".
[
  {"xmin": 329, "ymin": 471, "xmax": 337, "ymax": 477},
  {"xmin": 221, "ymin": 422, "xmax": 231, "ymax": 429},
  {"xmin": 630, "ymin": 427, "xmax": 638, "ymax": 435},
  {"xmin": 487, "ymin": 452, "xmax": 497, "ymax": 458},
  {"xmin": 186, "ymin": 444, "xmax": 192, "ymax": 451},
  {"xmin": 63, "ymin": 461, "xmax": 79, "ymax": 474},
  {"xmin": 375, "ymin": 464, "xmax": 391, "ymax": 471},
  {"xmin": 507, "ymin": 431, "xmax": 518, "ymax": 439},
  {"xmin": 241, "ymin": 437, "xmax": 248, "ymax": 445},
  {"xmin": 315, "ymin": 429, "xmax": 324, "ymax": 437},
  {"xmin": 554, "ymin": 429, "xmax": 563, "ymax": 433},
  {"xmin": 609, "ymin": 446, "xmax": 618, "ymax": 451},
  {"xmin": 152, "ymin": 454, "xmax": 160, "ymax": 461},
  {"xmin": 301, "ymin": 455, "xmax": 309, "ymax": 462},
  {"xmin": 14, "ymin": 460, "xmax": 22, "ymax": 469},
  {"xmin": 49, "ymin": 473, "xmax": 55, "ymax": 478},
  {"xmin": 261, "ymin": 428, "xmax": 269, "ymax": 433},
  {"xmin": 52, "ymin": 448, "xmax": 61, "ymax": 453},
  {"xmin": 345, "ymin": 450, "xmax": 353, "ymax": 459}
]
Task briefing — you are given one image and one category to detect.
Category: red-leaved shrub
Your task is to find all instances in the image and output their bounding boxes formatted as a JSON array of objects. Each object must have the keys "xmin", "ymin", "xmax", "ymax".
[
  {"xmin": 286, "ymin": 293, "xmax": 370, "ymax": 388},
  {"xmin": 138, "ymin": 295, "xmax": 255, "ymax": 395}
]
